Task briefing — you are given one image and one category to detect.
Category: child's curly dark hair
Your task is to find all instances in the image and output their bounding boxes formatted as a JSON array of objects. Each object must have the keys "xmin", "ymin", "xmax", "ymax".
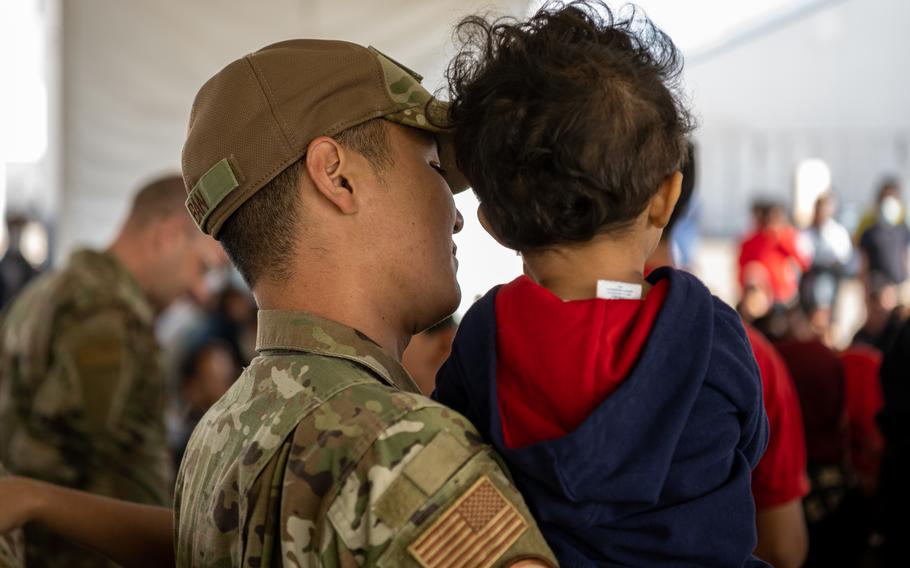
[{"xmin": 446, "ymin": 0, "xmax": 695, "ymax": 250}]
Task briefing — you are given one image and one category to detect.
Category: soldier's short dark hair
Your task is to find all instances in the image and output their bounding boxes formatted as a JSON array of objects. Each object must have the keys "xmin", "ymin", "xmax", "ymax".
[
  {"xmin": 446, "ymin": 0, "xmax": 694, "ymax": 250},
  {"xmin": 220, "ymin": 119, "xmax": 391, "ymax": 287},
  {"xmin": 127, "ymin": 175, "xmax": 189, "ymax": 229}
]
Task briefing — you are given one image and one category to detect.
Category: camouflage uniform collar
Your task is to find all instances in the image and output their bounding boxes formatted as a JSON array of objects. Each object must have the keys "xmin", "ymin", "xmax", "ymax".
[
  {"xmin": 256, "ymin": 310, "xmax": 421, "ymax": 394},
  {"xmin": 69, "ymin": 249, "xmax": 156, "ymax": 326}
]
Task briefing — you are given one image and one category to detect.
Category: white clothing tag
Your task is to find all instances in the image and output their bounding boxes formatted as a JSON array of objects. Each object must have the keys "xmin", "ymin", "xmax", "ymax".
[{"xmin": 596, "ymin": 279, "xmax": 642, "ymax": 300}]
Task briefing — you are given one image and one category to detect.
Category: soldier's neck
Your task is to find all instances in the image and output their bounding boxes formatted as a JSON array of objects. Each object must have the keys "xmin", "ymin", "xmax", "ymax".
[
  {"xmin": 106, "ymin": 237, "xmax": 158, "ymax": 309},
  {"xmin": 255, "ymin": 277, "xmax": 409, "ymax": 361}
]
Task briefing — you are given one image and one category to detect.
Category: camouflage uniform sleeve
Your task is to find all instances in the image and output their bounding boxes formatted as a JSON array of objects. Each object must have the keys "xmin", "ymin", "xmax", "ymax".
[
  {"xmin": 281, "ymin": 404, "xmax": 557, "ymax": 568},
  {"xmin": 11, "ymin": 309, "xmax": 169, "ymax": 503}
]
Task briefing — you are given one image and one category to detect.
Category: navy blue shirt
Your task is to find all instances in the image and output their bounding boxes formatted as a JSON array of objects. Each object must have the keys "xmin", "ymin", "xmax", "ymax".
[{"xmin": 435, "ymin": 268, "xmax": 769, "ymax": 567}]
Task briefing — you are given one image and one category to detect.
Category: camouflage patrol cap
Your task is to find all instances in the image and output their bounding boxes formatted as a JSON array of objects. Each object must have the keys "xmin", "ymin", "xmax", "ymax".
[{"xmin": 182, "ymin": 39, "xmax": 470, "ymax": 238}]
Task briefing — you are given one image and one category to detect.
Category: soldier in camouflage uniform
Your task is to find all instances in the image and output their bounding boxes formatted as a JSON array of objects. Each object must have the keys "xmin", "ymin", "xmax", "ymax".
[
  {"xmin": 0, "ymin": 176, "xmax": 211, "ymax": 568},
  {"xmin": 174, "ymin": 40, "xmax": 557, "ymax": 567},
  {"xmin": 0, "ymin": 40, "xmax": 556, "ymax": 568}
]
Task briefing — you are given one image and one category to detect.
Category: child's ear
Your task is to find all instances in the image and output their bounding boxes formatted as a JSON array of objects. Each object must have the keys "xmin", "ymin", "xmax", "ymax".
[{"xmin": 648, "ymin": 171, "xmax": 683, "ymax": 229}]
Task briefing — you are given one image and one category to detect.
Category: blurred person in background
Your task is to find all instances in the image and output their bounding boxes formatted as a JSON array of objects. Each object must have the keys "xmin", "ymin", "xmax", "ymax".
[
  {"xmin": 0, "ymin": 175, "xmax": 214, "ymax": 568},
  {"xmin": 851, "ymin": 273, "xmax": 908, "ymax": 352},
  {"xmin": 170, "ymin": 338, "xmax": 238, "ymax": 467},
  {"xmin": 402, "ymin": 315, "xmax": 457, "ymax": 396},
  {"xmin": 650, "ymin": 143, "xmax": 809, "ymax": 568},
  {"xmin": 198, "ymin": 283, "xmax": 257, "ymax": 368},
  {"xmin": 857, "ymin": 178, "xmax": 910, "ymax": 291},
  {"xmin": 158, "ymin": 279, "xmax": 255, "ymax": 405},
  {"xmin": 854, "ymin": 178, "xmax": 905, "ymax": 242},
  {"xmin": 739, "ymin": 200, "xmax": 812, "ymax": 310},
  {"xmin": 0, "ymin": 214, "xmax": 41, "ymax": 310},
  {"xmin": 738, "ymin": 275, "xmax": 777, "ymax": 325},
  {"xmin": 876, "ymin": 315, "xmax": 910, "ymax": 566},
  {"xmin": 838, "ymin": 345, "xmax": 884, "ymax": 498},
  {"xmin": 774, "ymin": 307, "xmax": 869, "ymax": 568},
  {"xmin": 800, "ymin": 192, "xmax": 853, "ymax": 342}
]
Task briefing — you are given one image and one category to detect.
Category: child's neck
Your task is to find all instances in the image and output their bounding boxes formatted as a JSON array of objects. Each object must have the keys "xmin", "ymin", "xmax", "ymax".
[{"xmin": 523, "ymin": 233, "xmax": 652, "ymax": 301}]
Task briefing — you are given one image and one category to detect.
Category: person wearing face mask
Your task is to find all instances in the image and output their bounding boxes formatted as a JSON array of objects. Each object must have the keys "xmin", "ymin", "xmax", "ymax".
[{"xmin": 858, "ymin": 179, "xmax": 910, "ymax": 291}]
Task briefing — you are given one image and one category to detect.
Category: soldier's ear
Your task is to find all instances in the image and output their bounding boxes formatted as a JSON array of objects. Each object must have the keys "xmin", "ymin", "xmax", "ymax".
[{"xmin": 306, "ymin": 137, "xmax": 358, "ymax": 215}]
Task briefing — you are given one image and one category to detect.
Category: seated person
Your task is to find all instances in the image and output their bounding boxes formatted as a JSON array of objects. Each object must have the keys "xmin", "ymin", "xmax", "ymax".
[
  {"xmin": 775, "ymin": 309, "xmax": 867, "ymax": 567},
  {"xmin": 852, "ymin": 273, "xmax": 908, "ymax": 352},
  {"xmin": 434, "ymin": 3, "xmax": 769, "ymax": 566}
]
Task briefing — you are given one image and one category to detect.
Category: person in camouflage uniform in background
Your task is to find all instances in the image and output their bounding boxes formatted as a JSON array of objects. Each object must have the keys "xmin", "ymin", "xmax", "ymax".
[
  {"xmin": 174, "ymin": 40, "xmax": 557, "ymax": 567},
  {"xmin": 0, "ymin": 463, "xmax": 24, "ymax": 568},
  {"xmin": 0, "ymin": 175, "xmax": 212, "ymax": 568}
]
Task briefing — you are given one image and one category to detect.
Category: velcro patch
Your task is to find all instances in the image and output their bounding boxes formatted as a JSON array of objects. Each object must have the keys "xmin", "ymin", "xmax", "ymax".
[
  {"xmin": 186, "ymin": 158, "xmax": 240, "ymax": 229},
  {"xmin": 373, "ymin": 475, "xmax": 426, "ymax": 529},
  {"xmin": 373, "ymin": 430, "xmax": 472, "ymax": 529},
  {"xmin": 408, "ymin": 475, "xmax": 528, "ymax": 568},
  {"xmin": 404, "ymin": 430, "xmax": 472, "ymax": 496}
]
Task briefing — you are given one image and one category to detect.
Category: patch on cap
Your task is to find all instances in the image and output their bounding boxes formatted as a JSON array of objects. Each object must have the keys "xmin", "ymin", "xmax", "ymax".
[{"xmin": 185, "ymin": 158, "xmax": 241, "ymax": 230}]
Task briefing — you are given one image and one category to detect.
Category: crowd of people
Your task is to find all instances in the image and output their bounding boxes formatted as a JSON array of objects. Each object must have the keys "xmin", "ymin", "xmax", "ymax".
[
  {"xmin": 732, "ymin": 177, "xmax": 910, "ymax": 566},
  {"xmin": 0, "ymin": 1, "xmax": 908, "ymax": 567}
]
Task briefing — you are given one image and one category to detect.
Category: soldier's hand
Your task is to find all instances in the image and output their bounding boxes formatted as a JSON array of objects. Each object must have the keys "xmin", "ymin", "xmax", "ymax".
[{"xmin": 0, "ymin": 476, "xmax": 44, "ymax": 534}]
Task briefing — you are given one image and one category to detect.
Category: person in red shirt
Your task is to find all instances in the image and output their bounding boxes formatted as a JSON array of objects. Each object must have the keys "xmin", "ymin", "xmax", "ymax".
[
  {"xmin": 739, "ymin": 202, "xmax": 812, "ymax": 308},
  {"xmin": 746, "ymin": 327, "xmax": 811, "ymax": 568},
  {"xmin": 773, "ymin": 305, "xmax": 876, "ymax": 568},
  {"xmin": 839, "ymin": 346, "xmax": 885, "ymax": 495}
]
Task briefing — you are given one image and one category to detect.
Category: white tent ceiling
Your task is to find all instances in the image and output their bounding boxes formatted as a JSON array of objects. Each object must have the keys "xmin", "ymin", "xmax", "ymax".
[
  {"xmin": 686, "ymin": 0, "xmax": 910, "ymax": 131},
  {"xmin": 682, "ymin": 0, "xmax": 910, "ymax": 234},
  {"xmin": 55, "ymin": 0, "xmax": 531, "ymax": 256}
]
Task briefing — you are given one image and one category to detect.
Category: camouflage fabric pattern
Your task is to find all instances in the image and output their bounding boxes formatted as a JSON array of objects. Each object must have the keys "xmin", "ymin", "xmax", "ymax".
[
  {"xmin": 372, "ymin": 47, "xmax": 451, "ymax": 133},
  {"xmin": 0, "ymin": 463, "xmax": 25, "ymax": 568},
  {"xmin": 0, "ymin": 250, "xmax": 171, "ymax": 568},
  {"xmin": 175, "ymin": 310, "xmax": 556, "ymax": 567}
]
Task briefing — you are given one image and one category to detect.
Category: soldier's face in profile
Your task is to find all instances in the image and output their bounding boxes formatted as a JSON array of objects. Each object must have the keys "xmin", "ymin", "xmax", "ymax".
[
  {"xmin": 365, "ymin": 124, "xmax": 464, "ymax": 332},
  {"xmin": 150, "ymin": 216, "xmax": 210, "ymax": 310}
]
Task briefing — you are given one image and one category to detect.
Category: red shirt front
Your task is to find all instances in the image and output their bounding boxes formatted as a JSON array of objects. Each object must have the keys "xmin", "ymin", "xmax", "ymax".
[
  {"xmin": 495, "ymin": 275, "xmax": 669, "ymax": 449},
  {"xmin": 745, "ymin": 325, "xmax": 810, "ymax": 510}
]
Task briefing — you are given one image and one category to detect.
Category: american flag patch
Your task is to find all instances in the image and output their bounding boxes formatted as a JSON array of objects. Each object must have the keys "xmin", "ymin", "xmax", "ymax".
[{"xmin": 408, "ymin": 475, "xmax": 528, "ymax": 568}]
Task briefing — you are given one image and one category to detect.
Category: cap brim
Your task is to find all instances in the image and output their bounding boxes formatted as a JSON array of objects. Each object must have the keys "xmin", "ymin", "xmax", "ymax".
[{"xmin": 384, "ymin": 99, "xmax": 470, "ymax": 194}]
